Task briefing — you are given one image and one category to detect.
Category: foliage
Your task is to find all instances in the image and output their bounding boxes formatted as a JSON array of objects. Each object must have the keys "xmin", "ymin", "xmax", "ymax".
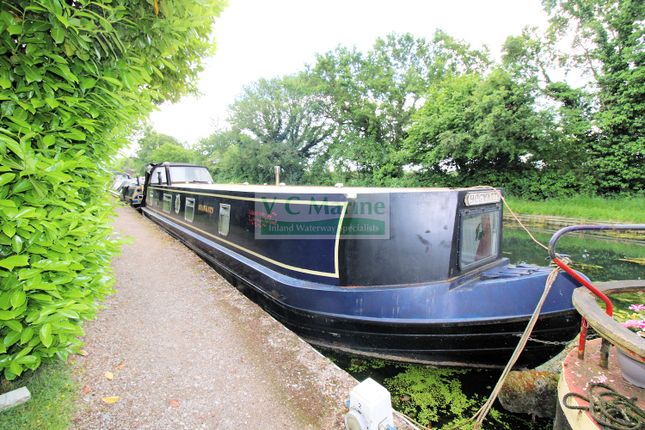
[
  {"xmin": 308, "ymin": 32, "xmax": 489, "ymax": 183},
  {"xmin": 230, "ymin": 75, "xmax": 333, "ymax": 160},
  {"xmin": 210, "ymin": 74, "xmax": 332, "ymax": 183},
  {"xmin": 0, "ymin": 0, "xmax": 224, "ymax": 379},
  {"xmin": 609, "ymin": 294, "xmax": 645, "ymax": 337},
  {"xmin": 150, "ymin": 142, "xmax": 194, "ymax": 165},
  {"xmin": 217, "ymin": 138, "xmax": 304, "ymax": 184},
  {"xmin": 134, "ymin": 126, "xmax": 190, "ymax": 172},
  {"xmin": 117, "ymin": 2, "xmax": 642, "ymax": 198},
  {"xmin": 346, "ymin": 357, "xmax": 386, "ymax": 374},
  {"xmin": 403, "ymin": 69, "xmax": 582, "ymax": 198},
  {"xmin": 114, "ymin": 126, "xmax": 199, "ymax": 176},
  {"xmin": 0, "ymin": 360, "xmax": 76, "ymax": 429},
  {"xmin": 543, "ymin": 0, "xmax": 645, "ymax": 194},
  {"xmin": 189, "ymin": 32, "xmax": 492, "ymax": 185},
  {"xmin": 385, "ymin": 366, "xmax": 475, "ymax": 426}
]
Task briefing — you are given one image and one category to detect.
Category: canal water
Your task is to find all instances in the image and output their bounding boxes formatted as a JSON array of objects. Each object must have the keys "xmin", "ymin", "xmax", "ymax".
[{"xmin": 327, "ymin": 224, "xmax": 645, "ymax": 430}]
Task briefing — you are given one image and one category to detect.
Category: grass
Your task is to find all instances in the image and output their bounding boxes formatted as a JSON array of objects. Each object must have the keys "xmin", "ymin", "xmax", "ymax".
[
  {"xmin": 0, "ymin": 360, "xmax": 77, "ymax": 430},
  {"xmin": 504, "ymin": 196, "xmax": 645, "ymax": 223}
]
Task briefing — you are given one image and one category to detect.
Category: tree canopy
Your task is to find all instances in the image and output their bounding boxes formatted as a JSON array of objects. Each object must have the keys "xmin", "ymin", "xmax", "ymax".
[{"xmin": 119, "ymin": 0, "xmax": 643, "ymax": 198}]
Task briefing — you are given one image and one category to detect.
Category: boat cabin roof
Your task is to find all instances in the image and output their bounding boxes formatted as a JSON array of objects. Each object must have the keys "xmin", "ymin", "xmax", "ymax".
[
  {"xmin": 171, "ymin": 183, "xmax": 493, "ymax": 195},
  {"xmin": 150, "ymin": 162, "xmax": 496, "ymax": 195}
]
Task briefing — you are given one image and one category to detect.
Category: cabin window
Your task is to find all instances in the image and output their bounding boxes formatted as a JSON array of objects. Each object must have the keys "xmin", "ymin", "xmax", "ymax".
[
  {"xmin": 150, "ymin": 167, "xmax": 168, "ymax": 185},
  {"xmin": 174, "ymin": 194, "xmax": 181, "ymax": 214},
  {"xmin": 185, "ymin": 198, "xmax": 195, "ymax": 223},
  {"xmin": 169, "ymin": 166, "xmax": 213, "ymax": 184},
  {"xmin": 162, "ymin": 193, "xmax": 172, "ymax": 213},
  {"xmin": 459, "ymin": 208, "xmax": 500, "ymax": 270},
  {"xmin": 218, "ymin": 203, "xmax": 231, "ymax": 236}
]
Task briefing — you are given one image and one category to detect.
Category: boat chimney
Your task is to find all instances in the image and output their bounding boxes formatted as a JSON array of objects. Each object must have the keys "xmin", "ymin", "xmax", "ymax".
[{"xmin": 274, "ymin": 166, "xmax": 280, "ymax": 186}]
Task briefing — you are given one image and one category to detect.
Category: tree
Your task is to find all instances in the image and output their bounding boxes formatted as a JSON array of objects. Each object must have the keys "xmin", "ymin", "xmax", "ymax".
[
  {"xmin": 218, "ymin": 137, "xmax": 304, "ymax": 184},
  {"xmin": 543, "ymin": 0, "xmax": 645, "ymax": 193},
  {"xmin": 230, "ymin": 74, "xmax": 333, "ymax": 161},
  {"xmin": 149, "ymin": 142, "xmax": 196, "ymax": 166},
  {"xmin": 136, "ymin": 127, "xmax": 184, "ymax": 167},
  {"xmin": 194, "ymin": 129, "xmax": 240, "ymax": 172},
  {"xmin": 404, "ymin": 69, "xmax": 561, "ymax": 196},
  {"xmin": 308, "ymin": 32, "xmax": 490, "ymax": 183},
  {"xmin": 194, "ymin": 74, "xmax": 331, "ymax": 184},
  {"xmin": 501, "ymin": 30, "xmax": 596, "ymax": 195},
  {"xmin": 113, "ymin": 126, "xmax": 197, "ymax": 175},
  {"xmin": 132, "ymin": 127, "xmax": 195, "ymax": 173}
]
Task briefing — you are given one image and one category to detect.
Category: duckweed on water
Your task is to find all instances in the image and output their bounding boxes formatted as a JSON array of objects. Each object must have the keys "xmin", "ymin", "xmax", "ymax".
[
  {"xmin": 385, "ymin": 366, "xmax": 474, "ymax": 427},
  {"xmin": 337, "ymin": 357, "xmax": 550, "ymax": 430},
  {"xmin": 384, "ymin": 366, "xmax": 551, "ymax": 430}
]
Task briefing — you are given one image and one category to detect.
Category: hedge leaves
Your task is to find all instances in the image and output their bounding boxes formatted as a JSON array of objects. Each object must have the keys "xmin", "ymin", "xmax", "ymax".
[{"xmin": 0, "ymin": 0, "xmax": 225, "ymax": 379}]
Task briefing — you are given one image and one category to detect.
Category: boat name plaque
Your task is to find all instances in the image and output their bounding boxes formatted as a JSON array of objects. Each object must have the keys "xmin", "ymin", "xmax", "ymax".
[
  {"xmin": 464, "ymin": 190, "xmax": 500, "ymax": 207},
  {"xmin": 198, "ymin": 203, "xmax": 215, "ymax": 215}
]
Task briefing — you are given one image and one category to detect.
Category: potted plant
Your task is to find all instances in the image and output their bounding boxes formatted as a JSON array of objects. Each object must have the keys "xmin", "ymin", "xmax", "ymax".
[{"xmin": 614, "ymin": 303, "xmax": 645, "ymax": 388}]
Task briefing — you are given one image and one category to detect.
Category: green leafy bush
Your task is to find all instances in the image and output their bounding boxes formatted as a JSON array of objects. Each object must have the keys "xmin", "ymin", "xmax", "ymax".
[{"xmin": 0, "ymin": 0, "xmax": 224, "ymax": 379}]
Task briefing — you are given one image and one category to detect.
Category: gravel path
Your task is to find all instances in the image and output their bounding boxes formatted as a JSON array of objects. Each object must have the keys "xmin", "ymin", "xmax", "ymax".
[{"xmin": 71, "ymin": 206, "xmax": 358, "ymax": 429}]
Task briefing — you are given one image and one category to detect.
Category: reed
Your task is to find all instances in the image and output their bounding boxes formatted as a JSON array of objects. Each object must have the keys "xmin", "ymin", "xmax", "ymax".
[{"xmin": 505, "ymin": 196, "xmax": 645, "ymax": 223}]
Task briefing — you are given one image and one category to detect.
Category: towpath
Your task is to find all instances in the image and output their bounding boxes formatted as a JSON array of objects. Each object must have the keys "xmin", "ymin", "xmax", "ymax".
[{"xmin": 71, "ymin": 205, "xmax": 357, "ymax": 429}]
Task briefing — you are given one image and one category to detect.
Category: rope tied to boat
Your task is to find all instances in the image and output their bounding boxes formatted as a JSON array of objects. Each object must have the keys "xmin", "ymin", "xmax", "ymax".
[
  {"xmin": 562, "ymin": 383, "xmax": 645, "ymax": 430},
  {"xmin": 395, "ymin": 189, "xmax": 580, "ymax": 430},
  {"xmin": 494, "ymin": 189, "xmax": 549, "ymax": 252},
  {"xmin": 454, "ymin": 189, "xmax": 571, "ymax": 429},
  {"xmin": 470, "ymin": 267, "xmax": 563, "ymax": 429}
]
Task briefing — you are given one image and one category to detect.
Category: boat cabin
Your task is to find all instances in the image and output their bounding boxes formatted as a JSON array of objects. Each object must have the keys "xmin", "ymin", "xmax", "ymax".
[{"xmin": 144, "ymin": 162, "xmax": 503, "ymax": 286}]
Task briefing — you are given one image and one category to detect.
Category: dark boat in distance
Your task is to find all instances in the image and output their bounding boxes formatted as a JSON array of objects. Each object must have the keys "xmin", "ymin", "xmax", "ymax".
[{"xmin": 140, "ymin": 162, "xmax": 581, "ymax": 368}]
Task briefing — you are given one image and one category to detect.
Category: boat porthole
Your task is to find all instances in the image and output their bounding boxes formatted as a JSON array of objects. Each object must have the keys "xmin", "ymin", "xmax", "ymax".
[
  {"xmin": 185, "ymin": 198, "xmax": 195, "ymax": 223},
  {"xmin": 174, "ymin": 194, "xmax": 181, "ymax": 214},
  {"xmin": 162, "ymin": 193, "xmax": 172, "ymax": 213},
  {"xmin": 218, "ymin": 203, "xmax": 231, "ymax": 236}
]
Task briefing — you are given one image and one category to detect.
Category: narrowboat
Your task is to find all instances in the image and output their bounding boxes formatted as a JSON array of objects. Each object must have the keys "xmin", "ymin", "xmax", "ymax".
[
  {"xmin": 120, "ymin": 176, "xmax": 145, "ymax": 207},
  {"xmin": 109, "ymin": 174, "xmax": 144, "ymax": 207},
  {"xmin": 140, "ymin": 162, "xmax": 582, "ymax": 368},
  {"xmin": 109, "ymin": 172, "xmax": 130, "ymax": 198}
]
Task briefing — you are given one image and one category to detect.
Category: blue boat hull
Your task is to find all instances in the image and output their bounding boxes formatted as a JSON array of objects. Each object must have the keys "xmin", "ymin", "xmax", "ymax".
[{"xmin": 142, "ymin": 207, "xmax": 580, "ymax": 368}]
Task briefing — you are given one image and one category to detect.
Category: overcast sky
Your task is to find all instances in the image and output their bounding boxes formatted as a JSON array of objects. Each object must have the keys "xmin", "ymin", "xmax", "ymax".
[{"xmin": 148, "ymin": 0, "xmax": 549, "ymax": 146}]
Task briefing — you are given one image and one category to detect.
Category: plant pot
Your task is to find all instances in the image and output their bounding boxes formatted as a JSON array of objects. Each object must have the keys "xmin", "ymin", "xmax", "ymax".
[{"xmin": 616, "ymin": 348, "xmax": 645, "ymax": 388}]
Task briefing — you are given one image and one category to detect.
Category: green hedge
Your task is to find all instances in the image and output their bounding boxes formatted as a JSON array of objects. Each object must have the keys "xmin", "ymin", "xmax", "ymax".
[{"xmin": 0, "ymin": 0, "xmax": 224, "ymax": 379}]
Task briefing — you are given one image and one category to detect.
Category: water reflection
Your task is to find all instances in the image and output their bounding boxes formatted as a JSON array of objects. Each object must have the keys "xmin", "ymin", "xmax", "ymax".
[{"xmin": 503, "ymin": 226, "xmax": 645, "ymax": 282}]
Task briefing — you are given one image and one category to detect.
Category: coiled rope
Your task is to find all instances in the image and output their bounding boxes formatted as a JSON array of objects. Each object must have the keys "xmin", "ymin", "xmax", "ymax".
[{"xmin": 563, "ymin": 383, "xmax": 645, "ymax": 430}]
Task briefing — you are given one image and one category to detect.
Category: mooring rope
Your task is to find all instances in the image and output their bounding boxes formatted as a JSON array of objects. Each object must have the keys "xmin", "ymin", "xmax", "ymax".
[
  {"xmin": 445, "ymin": 188, "xmax": 565, "ymax": 429},
  {"xmin": 495, "ymin": 190, "xmax": 549, "ymax": 252},
  {"xmin": 468, "ymin": 267, "xmax": 562, "ymax": 429},
  {"xmin": 392, "ymin": 189, "xmax": 567, "ymax": 430},
  {"xmin": 563, "ymin": 383, "xmax": 645, "ymax": 430}
]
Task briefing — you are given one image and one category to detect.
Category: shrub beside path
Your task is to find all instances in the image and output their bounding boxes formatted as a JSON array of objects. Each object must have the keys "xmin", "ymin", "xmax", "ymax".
[{"xmin": 71, "ymin": 205, "xmax": 357, "ymax": 429}]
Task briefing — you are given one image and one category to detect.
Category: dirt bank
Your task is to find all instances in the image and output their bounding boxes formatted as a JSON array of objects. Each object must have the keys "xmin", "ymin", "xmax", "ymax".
[{"xmin": 71, "ymin": 205, "xmax": 358, "ymax": 429}]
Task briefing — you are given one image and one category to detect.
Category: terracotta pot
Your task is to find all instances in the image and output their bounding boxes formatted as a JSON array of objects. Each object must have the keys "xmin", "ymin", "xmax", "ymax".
[{"xmin": 616, "ymin": 348, "xmax": 645, "ymax": 388}]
